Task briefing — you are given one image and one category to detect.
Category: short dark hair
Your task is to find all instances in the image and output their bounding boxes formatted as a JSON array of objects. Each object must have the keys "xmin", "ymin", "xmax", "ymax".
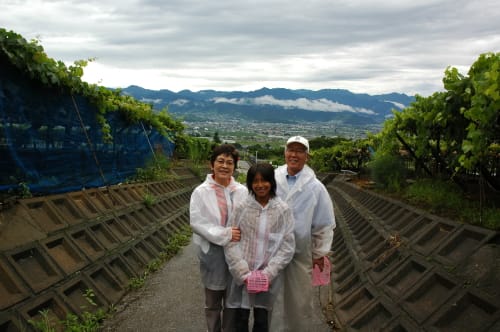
[
  {"xmin": 210, "ymin": 144, "xmax": 239, "ymax": 168},
  {"xmin": 246, "ymin": 163, "xmax": 276, "ymax": 198}
]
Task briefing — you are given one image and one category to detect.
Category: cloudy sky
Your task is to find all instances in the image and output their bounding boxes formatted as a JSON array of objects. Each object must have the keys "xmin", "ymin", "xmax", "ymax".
[{"xmin": 1, "ymin": 0, "xmax": 499, "ymax": 96}]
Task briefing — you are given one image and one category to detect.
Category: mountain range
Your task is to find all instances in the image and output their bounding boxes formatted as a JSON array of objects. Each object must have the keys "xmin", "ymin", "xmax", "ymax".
[{"xmin": 121, "ymin": 86, "xmax": 415, "ymax": 126}]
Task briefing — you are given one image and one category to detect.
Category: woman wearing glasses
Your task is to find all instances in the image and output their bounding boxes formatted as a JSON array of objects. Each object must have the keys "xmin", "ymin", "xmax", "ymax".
[{"xmin": 190, "ymin": 144, "xmax": 248, "ymax": 332}]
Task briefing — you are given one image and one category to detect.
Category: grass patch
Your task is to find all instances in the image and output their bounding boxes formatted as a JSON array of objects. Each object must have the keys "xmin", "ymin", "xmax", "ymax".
[
  {"xmin": 132, "ymin": 153, "xmax": 175, "ymax": 182},
  {"xmin": 161, "ymin": 225, "xmax": 192, "ymax": 259},
  {"xmin": 404, "ymin": 179, "xmax": 463, "ymax": 214},
  {"xmin": 403, "ymin": 179, "xmax": 500, "ymax": 230},
  {"xmin": 127, "ymin": 225, "xmax": 192, "ymax": 291},
  {"xmin": 142, "ymin": 191, "xmax": 157, "ymax": 208},
  {"xmin": 29, "ymin": 289, "xmax": 111, "ymax": 332}
]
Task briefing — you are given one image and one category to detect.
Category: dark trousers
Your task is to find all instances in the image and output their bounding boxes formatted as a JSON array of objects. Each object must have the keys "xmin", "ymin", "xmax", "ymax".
[
  {"xmin": 204, "ymin": 288, "xmax": 237, "ymax": 332},
  {"xmin": 232, "ymin": 307, "xmax": 268, "ymax": 332}
]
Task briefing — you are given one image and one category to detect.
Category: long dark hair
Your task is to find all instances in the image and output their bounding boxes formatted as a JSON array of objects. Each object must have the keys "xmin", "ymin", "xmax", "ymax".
[{"xmin": 246, "ymin": 163, "xmax": 276, "ymax": 198}]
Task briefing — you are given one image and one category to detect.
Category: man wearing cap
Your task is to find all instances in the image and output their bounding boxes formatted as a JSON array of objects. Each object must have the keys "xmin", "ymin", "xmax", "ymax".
[{"xmin": 271, "ymin": 136, "xmax": 335, "ymax": 332}]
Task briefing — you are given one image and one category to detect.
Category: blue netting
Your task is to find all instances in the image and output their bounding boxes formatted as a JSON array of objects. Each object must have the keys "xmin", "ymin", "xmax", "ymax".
[{"xmin": 0, "ymin": 60, "xmax": 174, "ymax": 194}]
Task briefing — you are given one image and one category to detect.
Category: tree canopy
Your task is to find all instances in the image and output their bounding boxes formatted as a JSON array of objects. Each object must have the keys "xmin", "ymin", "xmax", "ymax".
[{"xmin": 375, "ymin": 52, "xmax": 499, "ymax": 190}]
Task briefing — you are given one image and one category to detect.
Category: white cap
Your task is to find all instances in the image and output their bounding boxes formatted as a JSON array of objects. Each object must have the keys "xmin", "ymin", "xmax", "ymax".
[{"xmin": 286, "ymin": 136, "xmax": 309, "ymax": 153}]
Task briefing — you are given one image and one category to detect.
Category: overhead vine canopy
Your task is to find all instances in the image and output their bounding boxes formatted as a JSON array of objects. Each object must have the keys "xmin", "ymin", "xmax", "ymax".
[{"xmin": 0, "ymin": 28, "xmax": 185, "ymax": 142}]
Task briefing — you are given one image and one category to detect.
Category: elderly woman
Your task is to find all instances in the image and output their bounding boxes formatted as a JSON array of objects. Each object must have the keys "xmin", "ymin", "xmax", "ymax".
[{"xmin": 190, "ymin": 144, "xmax": 248, "ymax": 332}]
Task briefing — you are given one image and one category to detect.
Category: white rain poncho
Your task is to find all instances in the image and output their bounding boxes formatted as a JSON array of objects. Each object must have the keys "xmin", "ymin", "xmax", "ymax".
[
  {"xmin": 190, "ymin": 174, "xmax": 248, "ymax": 290},
  {"xmin": 271, "ymin": 164, "xmax": 335, "ymax": 332},
  {"xmin": 224, "ymin": 195, "xmax": 295, "ymax": 310}
]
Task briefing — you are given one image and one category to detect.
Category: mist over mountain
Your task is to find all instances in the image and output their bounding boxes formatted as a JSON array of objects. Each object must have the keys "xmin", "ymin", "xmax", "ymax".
[{"xmin": 121, "ymin": 86, "xmax": 415, "ymax": 126}]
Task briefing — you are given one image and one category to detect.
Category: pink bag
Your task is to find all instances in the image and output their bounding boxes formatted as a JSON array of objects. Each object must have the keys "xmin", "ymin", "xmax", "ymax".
[
  {"xmin": 246, "ymin": 270, "xmax": 269, "ymax": 293},
  {"xmin": 312, "ymin": 257, "xmax": 331, "ymax": 286}
]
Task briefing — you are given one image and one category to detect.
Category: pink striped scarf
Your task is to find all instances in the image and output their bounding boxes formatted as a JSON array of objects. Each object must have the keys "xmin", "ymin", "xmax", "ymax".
[{"xmin": 211, "ymin": 184, "xmax": 228, "ymax": 226}]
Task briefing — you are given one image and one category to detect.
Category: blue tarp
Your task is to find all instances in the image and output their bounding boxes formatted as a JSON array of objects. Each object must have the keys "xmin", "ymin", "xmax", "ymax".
[{"xmin": 0, "ymin": 59, "xmax": 174, "ymax": 194}]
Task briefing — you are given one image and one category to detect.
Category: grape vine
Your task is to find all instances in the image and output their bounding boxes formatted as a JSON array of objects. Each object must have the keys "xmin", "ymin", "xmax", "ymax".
[{"xmin": 0, "ymin": 28, "xmax": 184, "ymax": 143}]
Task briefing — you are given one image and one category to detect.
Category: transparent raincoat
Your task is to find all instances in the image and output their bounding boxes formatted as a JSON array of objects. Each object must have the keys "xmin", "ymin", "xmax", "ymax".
[
  {"xmin": 190, "ymin": 174, "xmax": 248, "ymax": 290},
  {"xmin": 224, "ymin": 195, "xmax": 295, "ymax": 309},
  {"xmin": 271, "ymin": 164, "xmax": 335, "ymax": 332}
]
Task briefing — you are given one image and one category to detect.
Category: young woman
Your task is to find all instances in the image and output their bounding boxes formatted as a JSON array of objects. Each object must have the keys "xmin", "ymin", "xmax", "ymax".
[
  {"xmin": 190, "ymin": 144, "xmax": 248, "ymax": 332},
  {"xmin": 224, "ymin": 163, "xmax": 295, "ymax": 332}
]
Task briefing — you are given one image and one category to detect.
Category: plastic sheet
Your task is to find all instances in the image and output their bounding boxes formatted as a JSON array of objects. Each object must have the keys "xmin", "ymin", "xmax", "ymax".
[{"xmin": 0, "ymin": 58, "xmax": 174, "ymax": 194}]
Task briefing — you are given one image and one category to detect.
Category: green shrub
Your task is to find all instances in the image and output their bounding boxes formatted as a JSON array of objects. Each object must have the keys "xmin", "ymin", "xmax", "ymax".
[
  {"xmin": 142, "ymin": 192, "xmax": 157, "ymax": 208},
  {"xmin": 368, "ymin": 154, "xmax": 406, "ymax": 192},
  {"xmin": 19, "ymin": 182, "xmax": 32, "ymax": 198},
  {"xmin": 29, "ymin": 289, "xmax": 108, "ymax": 332},
  {"xmin": 461, "ymin": 206, "xmax": 500, "ymax": 230},
  {"xmin": 134, "ymin": 153, "xmax": 172, "ymax": 182},
  {"xmin": 236, "ymin": 172, "xmax": 247, "ymax": 185},
  {"xmin": 404, "ymin": 179, "xmax": 462, "ymax": 214},
  {"xmin": 62, "ymin": 289, "xmax": 107, "ymax": 332},
  {"xmin": 127, "ymin": 275, "xmax": 146, "ymax": 290},
  {"xmin": 28, "ymin": 310, "xmax": 56, "ymax": 332},
  {"xmin": 128, "ymin": 225, "xmax": 192, "ymax": 291},
  {"xmin": 403, "ymin": 179, "xmax": 500, "ymax": 230}
]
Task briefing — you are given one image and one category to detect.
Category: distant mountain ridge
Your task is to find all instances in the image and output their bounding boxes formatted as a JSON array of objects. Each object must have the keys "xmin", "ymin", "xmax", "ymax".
[{"xmin": 121, "ymin": 86, "xmax": 415, "ymax": 125}]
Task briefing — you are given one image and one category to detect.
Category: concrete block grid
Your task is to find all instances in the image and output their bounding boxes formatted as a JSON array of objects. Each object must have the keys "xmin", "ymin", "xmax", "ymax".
[
  {"xmin": 0, "ymin": 172, "xmax": 200, "ymax": 331},
  {"xmin": 327, "ymin": 179, "xmax": 500, "ymax": 331}
]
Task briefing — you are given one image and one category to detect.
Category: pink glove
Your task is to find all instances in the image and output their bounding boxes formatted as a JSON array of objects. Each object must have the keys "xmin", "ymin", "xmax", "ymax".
[
  {"xmin": 246, "ymin": 270, "xmax": 269, "ymax": 293},
  {"xmin": 312, "ymin": 256, "xmax": 331, "ymax": 286}
]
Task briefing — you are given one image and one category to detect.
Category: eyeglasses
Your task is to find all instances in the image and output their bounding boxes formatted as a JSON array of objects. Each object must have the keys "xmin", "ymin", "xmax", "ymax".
[
  {"xmin": 215, "ymin": 158, "xmax": 235, "ymax": 166},
  {"xmin": 286, "ymin": 148, "xmax": 307, "ymax": 154}
]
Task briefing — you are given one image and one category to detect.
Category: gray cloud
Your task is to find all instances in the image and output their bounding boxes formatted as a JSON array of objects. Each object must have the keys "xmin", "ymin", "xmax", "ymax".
[
  {"xmin": 212, "ymin": 96, "xmax": 376, "ymax": 114},
  {"xmin": 1, "ymin": 0, "xmax": 499, "ymax": 96}
]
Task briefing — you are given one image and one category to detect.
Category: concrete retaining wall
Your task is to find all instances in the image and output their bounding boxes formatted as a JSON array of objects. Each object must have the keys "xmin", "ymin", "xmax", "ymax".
[
  {"xmin": 4, "ymin": 170, "xmax": 498, "ymax": 331},
  {"xmin": 0, "ymin": 167, "xmax": 201, "ymax": 331},
  {"xmin": 328, "ymin": 178, "xmax": 500, "ymax": 331}
]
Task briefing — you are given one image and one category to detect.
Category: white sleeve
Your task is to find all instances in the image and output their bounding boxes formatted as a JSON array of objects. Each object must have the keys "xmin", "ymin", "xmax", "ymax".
[
  {"xmin": 224, "ymin": 206, "xmax": 250, "ymax": 284},
  {"xmin": 190, "ymin": 188, "xmax": 232, "ymax": 247},
  {"xmin": 311, "ymin": 182, "xmax": 335, "ymax": 259}
]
